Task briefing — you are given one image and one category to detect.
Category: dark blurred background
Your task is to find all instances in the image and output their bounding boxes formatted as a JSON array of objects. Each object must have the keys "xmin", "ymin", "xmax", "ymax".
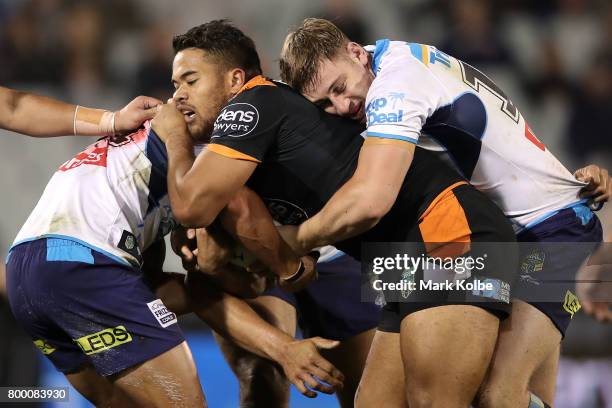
[{"xmin": 0, "ymin": 0, "xmax": 611, "ymax": 406}]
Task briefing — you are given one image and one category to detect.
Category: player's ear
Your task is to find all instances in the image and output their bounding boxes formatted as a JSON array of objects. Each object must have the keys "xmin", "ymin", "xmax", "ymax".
[
  {"xmin": 227, "ymin": 68, "xmax": 247, "ymax": 94},
  {"xmin": 346, "ymin": 42, "xmax": 367, "ymax": 66}
]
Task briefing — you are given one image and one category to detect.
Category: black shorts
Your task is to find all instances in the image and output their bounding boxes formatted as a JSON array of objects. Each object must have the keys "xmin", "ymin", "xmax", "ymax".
[
  {"xmin": 377, "ymin": 183, "xmax": 517, "ymax": 333},
  {"xmin": 515, "ymin": 203, "xmax": 603, "ymax": 336}
]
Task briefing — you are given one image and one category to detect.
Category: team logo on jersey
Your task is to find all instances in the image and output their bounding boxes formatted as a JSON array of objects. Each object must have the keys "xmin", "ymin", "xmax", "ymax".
[
  {"xmin": 563, "ymin": 290, "xmax": 581, "ymax": 318},
  {"xmin": 212, "ymin": 103, "xmax": 259, "ymax": 138},
  {"xmin": 264, "ymin": 198, "xmax": 308, "ymax": 226},
  {"xmin": 147, "ymin": 299, "xmax": 177, "ymax": 328},
  {"xmin": 74, "ymin": 325, "xmax": 132, "ymax": 355},
  {"xmin": 108, "ymin": 134, "xmax": 134, "ymax": 147},
  {"xmin": 59, "ymin": 139, "xmax": 108, "ymax": 171},
  {"xmin": 521, "ymin": 249, "xmax": 545, "ymax": 275},
  {"xmin": 366, "ymin": 96, "xmax": 404, "ymax": 126}
]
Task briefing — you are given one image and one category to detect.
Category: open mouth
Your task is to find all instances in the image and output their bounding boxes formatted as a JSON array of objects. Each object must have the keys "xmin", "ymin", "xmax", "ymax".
[{"xmin": 178, "ymin": 106, "xmax": 197, "ymax": 123}]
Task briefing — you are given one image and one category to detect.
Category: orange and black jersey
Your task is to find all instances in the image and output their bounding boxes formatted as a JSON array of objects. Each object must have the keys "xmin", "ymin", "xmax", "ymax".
[{"xmin": 208, "ymin": 76, "xmax": 470, "ymax": 258}]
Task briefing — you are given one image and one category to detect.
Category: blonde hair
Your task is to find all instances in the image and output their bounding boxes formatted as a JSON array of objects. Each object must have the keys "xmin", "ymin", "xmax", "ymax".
[{"xmin": 279, "ymin": 18, "xmax": 349, "ymax": 93}]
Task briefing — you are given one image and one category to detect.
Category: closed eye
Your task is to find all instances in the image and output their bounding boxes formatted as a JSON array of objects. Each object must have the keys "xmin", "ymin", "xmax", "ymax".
[{"xmin": 315, "ymin": 99, "xmax": 332, "ymax": 110}]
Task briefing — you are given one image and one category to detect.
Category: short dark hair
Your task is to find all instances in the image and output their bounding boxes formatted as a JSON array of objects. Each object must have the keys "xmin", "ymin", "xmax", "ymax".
[{"xmin": 173, "ymin": 19, "xmax": 262, "ymax": 79}]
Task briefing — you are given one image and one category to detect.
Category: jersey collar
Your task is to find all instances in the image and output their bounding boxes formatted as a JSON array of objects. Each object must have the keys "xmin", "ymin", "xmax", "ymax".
[
  {"xmin": 237, "ymin": 75, "xmax": 276, "ymax": 95},
  {"xmin": 368, "ymin": 39, "xmax": 390, "ymax": 76}
]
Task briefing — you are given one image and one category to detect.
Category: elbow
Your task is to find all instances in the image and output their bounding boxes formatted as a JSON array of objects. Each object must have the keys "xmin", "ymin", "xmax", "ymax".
[{"xmin": 172, "ymin": 198, "xmax": 217, "ymax": 228}]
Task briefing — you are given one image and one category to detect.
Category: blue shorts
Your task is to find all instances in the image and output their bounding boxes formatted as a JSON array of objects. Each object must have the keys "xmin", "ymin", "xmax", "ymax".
[
  {"xmin": 515, "ymin": 204, "xmax": 603, "ymax": 336},
  {"xmin": 6, "ymin": 238, "xmax": 184, "ymax": 376},
  {"xmin": 264, "ymin": 254, "xmax": 380, "ymax": 340}
]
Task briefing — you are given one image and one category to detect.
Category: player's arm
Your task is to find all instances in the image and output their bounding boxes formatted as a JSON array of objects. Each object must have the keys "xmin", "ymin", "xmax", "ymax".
[
  {"xmin": 286, "ymin": 55, "xmax": 439, "ymax": 253},
  {"xmin": 152, "ymin": 102, "xmax": 257, "ymax": 227},
  {"xmin": 0, "ymin": 86, "xmax": 161, "ymax": 137},
  {"xmin": 152, "ymin": 269, "xmax": 344, "ymax": 397},
  {"xmin": 171, "ymin": 188, "xmax": 317, "ymax": 290},
  {"xmin": 287, "ymin": 139, "xmax": 415, "ymax": 253}
]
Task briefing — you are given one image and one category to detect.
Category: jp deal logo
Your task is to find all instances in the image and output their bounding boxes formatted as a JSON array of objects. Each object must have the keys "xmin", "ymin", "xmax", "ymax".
[
  {"xmin": 213, "ymin": 103, "xmax": 259, "ymax": 137},
  {"xmin": 366, "ymin": 94, "xmax": 405, "ymax": 126}
]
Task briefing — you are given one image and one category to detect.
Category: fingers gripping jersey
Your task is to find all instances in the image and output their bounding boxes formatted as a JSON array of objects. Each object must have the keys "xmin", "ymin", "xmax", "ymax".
[
  {"xmin": 364, "ymin": 40, "xmax": 586, "ymax": 230},
  {"xmin": 12, "ymin": 122, "xmax": 175, "ymax": 265}
]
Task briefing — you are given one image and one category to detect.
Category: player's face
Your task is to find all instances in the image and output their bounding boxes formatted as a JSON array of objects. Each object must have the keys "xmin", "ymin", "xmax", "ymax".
[
  {"xmin": 303, "ymin": 43, "xmax": 373, "ymax": 123},
  {"xmin": 172, "ymin": 48, "xmax": 232, "ymax": 140}
]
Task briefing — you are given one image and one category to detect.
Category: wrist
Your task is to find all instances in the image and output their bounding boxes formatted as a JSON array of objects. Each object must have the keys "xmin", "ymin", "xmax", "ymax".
[
  {"xmin": 281, "ymin": 260, "xmax": 305, "ymax": 282},
  {"xmin": 73, "ymin": 106, "xmax": 116, "ymax": 137},
  {"xmin": 263, "ymin": 330, "xmax": 294, "ymax": 363},
  {"xmin": 296, "ymin": 223, "xmax": 318, "ymax": 253}
]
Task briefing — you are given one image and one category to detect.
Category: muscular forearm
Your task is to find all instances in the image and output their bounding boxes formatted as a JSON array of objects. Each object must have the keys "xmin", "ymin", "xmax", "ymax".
[
  {"xmin": 1, "ymin": 88, "xmax": 75, "ymax": 136},
  {"xmin": 297, "ymin": 178, "xmax": 385, "ymax": 252},
  {"xmin": 190, "ymin": 280, "xmax": 292, "ymax": 361},
  {"xmin": 296, "ymin": 140, "xmax": 414, "ymax": 252},
  {"xmin": 2, "ymin": 87, "xmax": 160, "ymax": 138},
  {"xmin": 221, "ymin": 188, "xmax": 301, "ymax": 279},
  {"xmin": 155, "ymin": 271, "xmax": 291, "ymax": 361},
  {"xmin": 205, "ymin": 263, "xmax": 267, "ymax": 299},
  {"xmin": 165, "ymin": 133, "xmax": 202, "ymax": 224}
]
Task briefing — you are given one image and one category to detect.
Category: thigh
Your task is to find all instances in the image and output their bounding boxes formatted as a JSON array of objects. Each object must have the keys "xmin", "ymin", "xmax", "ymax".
[
  {"xmin": 478, "ymin": 299, "xmax": 561, "ymax": 407},
  {"xmin": 355, "ymin": 330, "xmax": 406, "ymax": 408},
  {"xmin": 111, "ymin": 341, "xmax": 205, "ymax": 408},
  {"xmin": 529, "ymin": 343, "xmax": 560, "ymax": 405},
  {"xmin": 400, "ymin": 305, "xmax": 499, "ymax": 407}
]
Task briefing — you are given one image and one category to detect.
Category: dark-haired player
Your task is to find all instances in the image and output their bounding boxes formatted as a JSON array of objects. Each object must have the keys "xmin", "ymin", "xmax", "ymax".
[{"xmin": 153, "ymin": 20, "xmax": 518, "ymax": 407}]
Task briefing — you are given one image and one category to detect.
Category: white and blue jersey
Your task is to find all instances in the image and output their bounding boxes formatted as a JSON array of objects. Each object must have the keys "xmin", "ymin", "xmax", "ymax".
[
  {"xmin": 11, "ymin": 122, "xmax": 175, "ymax": 266},
  {"xmin": 364, "ymin": 40, "xmax": 587, "ymax": 231}
]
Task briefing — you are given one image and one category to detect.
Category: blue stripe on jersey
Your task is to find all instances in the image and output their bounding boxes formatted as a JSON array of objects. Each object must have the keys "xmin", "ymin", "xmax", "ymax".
[
  {"xmin": 521, "ymin": 199, "xmax": 590, "ymax": 231},
  {"xmin": 10, "ymin": 234, "xmax": 132, "ymax": 266},
  {"xmin": 408, "ymin": 43, "xmax": 424, "ymax": 63},
  {"xmin": 144, "ymin": 129, "xmax": 169, "ymax": 216},
  {"xmin": 372, "ymin": 39, "xmax": 390, "ymax": 74},
  {"xmin": 422, "ymin": 92, "xmax": 487, "ymax": 179},
  {"xmin": 46, "ymin": 238, "xmax": 94, "ymax": 264},
  {"xmin": 367, "ymin": 131, "xmax": 418, "ymax": 144}
]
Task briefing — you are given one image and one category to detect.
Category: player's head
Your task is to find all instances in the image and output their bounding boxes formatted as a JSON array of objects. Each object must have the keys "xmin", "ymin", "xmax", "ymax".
[
  {"xmin": 280, "ymin": 18, "xmax": 373, "ymax": 123},
  {"xmin": 171, "ymin": 19, "xmax": 262, "ymax": 140}
]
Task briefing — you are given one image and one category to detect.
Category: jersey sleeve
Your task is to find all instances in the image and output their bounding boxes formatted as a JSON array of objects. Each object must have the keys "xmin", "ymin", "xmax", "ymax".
[
  {"xmin": 208, "ymin": 84, "xmax": 283, "ymax": 162},
  {"xmin": 365, "ymin": 48, "xmax": 445, "ymax": 144}
]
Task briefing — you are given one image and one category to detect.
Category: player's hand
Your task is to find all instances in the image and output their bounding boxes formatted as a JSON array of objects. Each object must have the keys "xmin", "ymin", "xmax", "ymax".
[
  {"xmin": 151, "ymin": 100, "xmax": 189, "ymax": 143},
  {"xmin": 194, "ymin": 226, "xmax": 233, "ymax": 275},
  {"xmin": 276, "ymin": 337, "xmax": 344, "ymax": 398},
  {"xmin": 170, "ymin": 226, "xmax": 198, "ymax": 272},
  {"xmin": 278, "ymin": 253, "xmax": 318, "ymax": 292},
  {"xmin": 575, "ymin": 164, "xmax": 610, "ymax": 204},
  {"xmin": 114, "ymin": 96, "xmax": 162, "ymax": 134}
]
